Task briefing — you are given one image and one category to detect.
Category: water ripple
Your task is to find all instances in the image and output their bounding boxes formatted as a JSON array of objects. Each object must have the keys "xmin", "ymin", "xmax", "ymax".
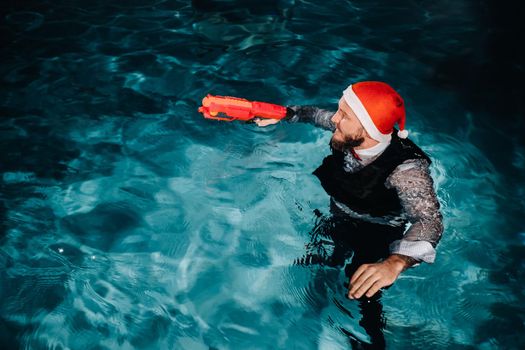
[{"xmin": 2, "ymin": 0, "xmax": 524, "ymax": 349}]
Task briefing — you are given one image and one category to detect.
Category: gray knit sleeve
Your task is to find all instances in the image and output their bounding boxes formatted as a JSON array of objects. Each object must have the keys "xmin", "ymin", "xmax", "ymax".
[
  {"xmin": 385, "ymin": 159, "xmax": 444, "ymax": 264},
  {"xmin": 286, "ymin": 106, "xmax": 336, "ymax": 131}
]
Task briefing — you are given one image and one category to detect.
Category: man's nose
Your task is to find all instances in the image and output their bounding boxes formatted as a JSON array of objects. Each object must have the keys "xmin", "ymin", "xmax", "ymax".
[{"xmin": 331, "ymin": 112, "xmax": 339, "ymax": 124}]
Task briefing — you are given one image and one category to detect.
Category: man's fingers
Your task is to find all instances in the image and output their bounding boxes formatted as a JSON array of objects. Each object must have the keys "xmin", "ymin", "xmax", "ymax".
[
  {"xmin": 365, "ymin": 280, "xmax": 385, "ymax": 298},
  {"xmin": 254, "ymin": 118, "xmax": 280, "ymax": 127},
  {"xmin": 347, "ymin": 260, "xmax": 403, "ymax": 300},
  {"xmin": 349, "ymin": 268, "xmax": 375, "ymax": 295},
  {"xmin": 349, "ymin": 275, "xmax": 380, "ymax": 299},
  {"xmin": 253, "ymin": 118, "xmax": 265, "ymax": 126},
  {"xmin": 349, "ymin": 264, "xmax": 369, "ymax": 285}
]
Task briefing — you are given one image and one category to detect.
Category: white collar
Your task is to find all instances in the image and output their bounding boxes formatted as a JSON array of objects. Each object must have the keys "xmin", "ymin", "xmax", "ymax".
[{"xmin": 354, "ymin": 141, "xmax": 390, "ymax": 160}]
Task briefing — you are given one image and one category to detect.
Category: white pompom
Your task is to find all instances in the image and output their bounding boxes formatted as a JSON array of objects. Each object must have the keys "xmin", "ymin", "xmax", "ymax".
[{"xmin": 397, "ymin": 129, "xmax": 409, "ymax": 139}]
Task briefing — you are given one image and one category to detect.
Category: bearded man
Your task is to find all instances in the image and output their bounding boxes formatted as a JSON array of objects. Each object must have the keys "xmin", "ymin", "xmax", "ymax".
[{"xmin": 256, "ymin": 81, "xmax": 444, "ymax": 300}]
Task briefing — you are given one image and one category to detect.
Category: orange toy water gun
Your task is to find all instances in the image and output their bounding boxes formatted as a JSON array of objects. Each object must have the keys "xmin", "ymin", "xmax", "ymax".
[{"xmin": 198, "ymin": 94, "xmax": 288, "ymax": 122}]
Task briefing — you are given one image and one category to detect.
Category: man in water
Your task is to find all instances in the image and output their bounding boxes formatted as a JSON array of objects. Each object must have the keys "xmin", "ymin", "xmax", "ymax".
[{"xmin": 255, "ymin": 81, "xmax": 444, "ymax": 300}]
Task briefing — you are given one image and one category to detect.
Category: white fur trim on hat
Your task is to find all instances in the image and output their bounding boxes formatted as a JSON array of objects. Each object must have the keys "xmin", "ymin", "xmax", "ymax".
[
  {"xmin": 397, "ymin": 129, "xmax": 409, "ymax": 139},
  {"xmin": 343, "ymin": 85, "xmax": 392, "ymax": 143}
]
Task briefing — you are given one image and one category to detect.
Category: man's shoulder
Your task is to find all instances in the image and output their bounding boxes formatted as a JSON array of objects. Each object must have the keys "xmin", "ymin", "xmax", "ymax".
[
  {"xmin": 392, "ymin": 158, "xmax": 431, "ymax": 174},
  {"xmin": 391, "ymin": 135, "xmax": 431, "ymax": 165},
  {"xmin": 385, "ymin": 158, "xmax": 433, "ymax": 190}
]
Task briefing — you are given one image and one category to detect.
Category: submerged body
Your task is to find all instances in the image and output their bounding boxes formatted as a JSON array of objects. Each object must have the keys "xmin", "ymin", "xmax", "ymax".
[
  {"xmin": 287, "ymin": 105, "xmax": 443, "ymax": 265},
  {"xmin": 270, "ymin": 98, "xmax": 445, "ymax": 348},
  {"xmin": 255, "ymin": 82, "xmax": 444, "ymax": 300}
]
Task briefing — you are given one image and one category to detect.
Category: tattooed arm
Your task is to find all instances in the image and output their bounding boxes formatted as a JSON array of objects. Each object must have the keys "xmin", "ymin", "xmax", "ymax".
[
  {"xmin": 255, "ymin": 106, "xmax": 336, "ymax": 131},
  {"xmin": 284, "ymin": 106, "xmax": 336, "ymax": 131},
  {"xmin": 385, "ymin": 158, "xmax": 444, "ymax": 264},
  {"xmin": 348, "ymin": 158, "xmax": 444, "ymax": 299}
]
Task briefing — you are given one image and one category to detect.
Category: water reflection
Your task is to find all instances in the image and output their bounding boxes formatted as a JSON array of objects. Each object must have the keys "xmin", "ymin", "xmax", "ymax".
[{"xmin": 296, "ymin": 206, "xmax": 405, "ymax": 349}]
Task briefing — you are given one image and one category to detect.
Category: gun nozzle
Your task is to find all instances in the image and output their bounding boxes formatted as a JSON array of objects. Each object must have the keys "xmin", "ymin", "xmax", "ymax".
[{"xmin": 202, "ymin": 95, "xmax": 211, "ymax": 107}]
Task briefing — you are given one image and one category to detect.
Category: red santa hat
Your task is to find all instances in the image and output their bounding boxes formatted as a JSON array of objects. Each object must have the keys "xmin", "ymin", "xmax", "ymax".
[{"xmin": 342, "ymin": 81, "xmax": 408, "ymax": 142}]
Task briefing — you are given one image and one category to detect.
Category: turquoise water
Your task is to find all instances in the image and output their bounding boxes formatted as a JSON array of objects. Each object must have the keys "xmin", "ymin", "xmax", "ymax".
[{"xmin": 1, "ymin": 1, "xmax": 524, "ymax": 349}]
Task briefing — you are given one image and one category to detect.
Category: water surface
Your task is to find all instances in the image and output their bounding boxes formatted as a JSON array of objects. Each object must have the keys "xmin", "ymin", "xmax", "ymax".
[{"xmin": 1, "ymin": 1, "xmax": 524, "ymax": 349}]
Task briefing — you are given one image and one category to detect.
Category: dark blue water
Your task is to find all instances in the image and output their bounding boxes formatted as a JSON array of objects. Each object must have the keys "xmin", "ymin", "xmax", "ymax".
[{"xmin": 1, "ymin": 1, "xmax": 524, "ymax": 349}]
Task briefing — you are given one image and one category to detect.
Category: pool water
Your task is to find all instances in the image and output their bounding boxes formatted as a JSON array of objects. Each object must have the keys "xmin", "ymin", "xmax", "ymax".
[{"xmin": 1, "ymin": 1, "xmax": 524, "ymax": 349}]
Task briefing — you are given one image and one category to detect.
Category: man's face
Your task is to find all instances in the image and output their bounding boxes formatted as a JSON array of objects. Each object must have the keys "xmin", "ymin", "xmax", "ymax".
[{"xmin": 330, "ymin": 97, "xmax": 366, "ymax": 151}]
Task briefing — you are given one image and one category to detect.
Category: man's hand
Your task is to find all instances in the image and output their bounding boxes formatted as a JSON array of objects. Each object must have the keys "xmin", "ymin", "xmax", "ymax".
[
  {"xmin": 254, "ymin": 118, "xmax": 281, "ymax": 127},
  {"xmin": 348, "ymin": 254, "xmax": 416, "ymax": 299}
]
